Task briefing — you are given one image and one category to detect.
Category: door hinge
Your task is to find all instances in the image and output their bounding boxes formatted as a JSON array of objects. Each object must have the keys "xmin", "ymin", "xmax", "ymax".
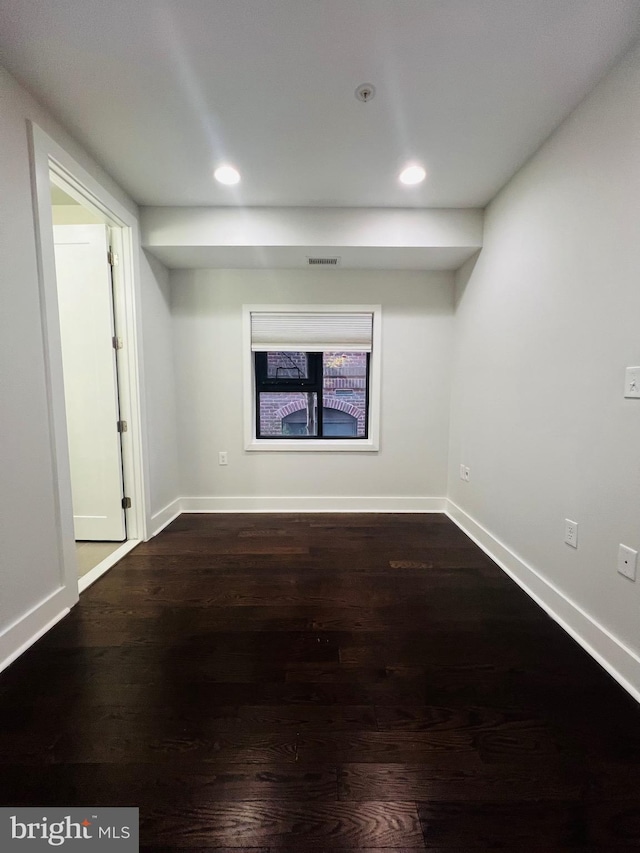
[
  {"xmin": 108, "ymin": 248, "xmax": 119, "ymax": 266},
  {"xmin": 117, "ymin": 420, "xmax": 128, "ymax": 433},
  {"xmin": 122, "ymin": 496, "xmax": 132, "ymax": 509},
  {"xmin": 112, "ymin": 335, "xmax": 123, "ymax": 350}
]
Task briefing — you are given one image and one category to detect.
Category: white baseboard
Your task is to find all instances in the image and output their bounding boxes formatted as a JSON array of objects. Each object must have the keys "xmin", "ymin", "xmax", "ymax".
[
  {"xmin": 446, "ymin": 499, "xmax": 640, "ymax": 704},
  {"xmin": 180, "ymin": 496, "xmax": 447, "ymax": 513},
  {"xmin": 78, "ymin": 539, "xmax": 139, "ymax": 593},
  {"xmin": 0, "ymin": 587, "xmax": 70, "ymax": 676},
  {"xmin": 149, "ymin": 497, "xmax": 182, "ymax": 538}
]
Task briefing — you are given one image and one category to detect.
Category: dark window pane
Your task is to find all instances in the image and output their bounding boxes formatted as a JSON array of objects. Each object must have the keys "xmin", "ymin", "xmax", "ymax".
[
  {"xmin": 258, "ymin": 392, "xmax": 318, "ymax": 436},
  {"xmin": 322, "ymin": 351, "xmax": 368, "ymax": 438},
  {"xmin": 323, "ymin": 407, "xmax": 357, "ymax": 437},
  {"xmin": 266, "ymin": 351, "xmax": 309, "ymax": 380}
]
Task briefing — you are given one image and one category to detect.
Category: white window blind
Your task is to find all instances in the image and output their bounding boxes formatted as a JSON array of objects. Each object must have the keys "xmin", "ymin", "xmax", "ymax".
[{"xmin": 250, "ymin": 311, "xmax": 373, "ymax": 352}]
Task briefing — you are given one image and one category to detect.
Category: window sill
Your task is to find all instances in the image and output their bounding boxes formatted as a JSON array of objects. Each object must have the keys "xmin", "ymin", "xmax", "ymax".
[{"xmin": 245, "ymin": 438, "xmax": 379, "ymax": 452}]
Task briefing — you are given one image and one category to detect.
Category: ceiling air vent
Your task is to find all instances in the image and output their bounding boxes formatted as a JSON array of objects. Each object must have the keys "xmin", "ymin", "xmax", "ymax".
[{"xmin": 307, "ymin": 256, "xmax": 340, "ymax": 266}]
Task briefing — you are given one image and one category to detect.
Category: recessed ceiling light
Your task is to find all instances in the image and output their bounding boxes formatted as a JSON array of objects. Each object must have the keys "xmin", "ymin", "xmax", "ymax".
[
  {"xmin": 399, "ymin": 164, "xmax": 426, "ymax": 185},
  {"xmin": 214, "ymin": 165, "xmax": 241, "ymax": 185}
]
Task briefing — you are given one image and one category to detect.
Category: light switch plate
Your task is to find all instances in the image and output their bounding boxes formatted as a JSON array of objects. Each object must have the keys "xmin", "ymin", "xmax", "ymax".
[{"xmin": 624, "ymin": 367, "xmax": 640, "ymax": 398}]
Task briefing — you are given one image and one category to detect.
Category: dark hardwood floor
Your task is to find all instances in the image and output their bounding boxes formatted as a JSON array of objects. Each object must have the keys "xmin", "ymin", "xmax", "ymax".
[{"xmin": 2, "ymin": 512, "xmax": 640, "ymax": 850}]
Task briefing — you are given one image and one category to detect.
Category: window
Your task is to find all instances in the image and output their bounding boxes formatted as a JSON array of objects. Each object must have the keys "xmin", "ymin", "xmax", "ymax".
[
  {"xmin": 243, "ymin": 305, "xmax": 381, "ymax": 451},
  {"xmin": 255, "ymin": 351, "xmax": 369, "ymax": 439}
]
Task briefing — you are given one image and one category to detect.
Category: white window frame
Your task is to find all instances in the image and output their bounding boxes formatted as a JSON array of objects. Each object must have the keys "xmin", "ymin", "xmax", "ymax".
[{"xmin": 243, "ymin": 304, "xmax": 381, "ymax": 452}]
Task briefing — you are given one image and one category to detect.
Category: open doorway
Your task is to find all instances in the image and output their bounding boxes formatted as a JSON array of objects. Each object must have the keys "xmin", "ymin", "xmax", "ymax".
[
  {"xmin": 29, "ymin": 122, "xmax": 147, "ymax": 600},
  {"xmin": 50, "ymin": 181, "xmax": 128, "ymax": 582}
]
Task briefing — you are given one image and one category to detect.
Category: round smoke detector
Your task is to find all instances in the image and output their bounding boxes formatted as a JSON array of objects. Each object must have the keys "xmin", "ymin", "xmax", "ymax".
[{"xmin": 355, "ymin": 83, "xmax": 376, "ymax": 103}]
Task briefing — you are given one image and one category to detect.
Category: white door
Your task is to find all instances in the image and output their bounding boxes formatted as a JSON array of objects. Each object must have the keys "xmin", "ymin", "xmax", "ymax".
[{"xmin": 53, "ymin": 224, "xmax": 126, "ymax": 541}]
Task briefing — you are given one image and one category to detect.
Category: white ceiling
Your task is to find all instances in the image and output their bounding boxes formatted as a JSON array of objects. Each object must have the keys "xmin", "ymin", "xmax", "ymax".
[{"xmin": 1, "ymin": 1, "xmax": 638, "ymax": 209}]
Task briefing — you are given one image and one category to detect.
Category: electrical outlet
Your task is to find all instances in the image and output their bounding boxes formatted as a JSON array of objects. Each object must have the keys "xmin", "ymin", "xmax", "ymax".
[
  {"xmin": 618, "ymin": 544, "xmax": 637, "ymax": 581},
  {"xmin": 564, "ymin": 519, "xmax": 578, "ymax": 548},
  {"xmin": 463, "ymin": 466, "xmax": 470, "ymax": 482},
  {"xmin": 218, "ymin": 451, "xmax": 228, "ymax": 466}
]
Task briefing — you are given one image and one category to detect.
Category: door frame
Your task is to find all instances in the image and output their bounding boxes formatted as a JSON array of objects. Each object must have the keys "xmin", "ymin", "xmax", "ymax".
[{"xmin": 28, "ymin": 121, "xmax": 148, "ymax": 599}]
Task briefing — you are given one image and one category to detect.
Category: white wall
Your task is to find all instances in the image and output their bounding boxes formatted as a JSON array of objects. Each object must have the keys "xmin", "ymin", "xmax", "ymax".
[
  {"xmin": 0, "ymin": 63, "xmax": 178, "ymax": 670},
  {"xmin": 51, "ymin": 204, "xmax": 103, "ymax": 225},
  {"xmin": 172, "ymin": 268, "xmax": 454, "ymax": 510},
  {"xmin": 448, "ymin": 43, "xmax": 640, "ymax": 693},
  {"xmin": 139, "ymin": 250, "xmax": 180, "ymax": 529}
]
